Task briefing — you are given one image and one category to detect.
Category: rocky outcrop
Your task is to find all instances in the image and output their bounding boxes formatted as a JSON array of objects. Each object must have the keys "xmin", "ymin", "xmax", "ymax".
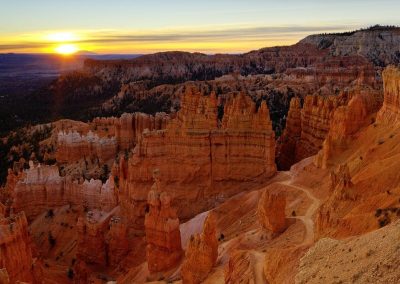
[
  {"xmin": 0, "ymin": 212, "xmax": 35, "ymax": 283},
  {"xmin": 181, "ymin": 212, "xmax": 218, "ymax": 284},
  {"xmin": 12, "ymin": 162, "xmax": 117, "ymax": 220},
  {"xmin": 258, "ymin": 190, "xmax": 287, "ymax": 235},
  {"xmin": 106, "ymin": 216, "xmax": 129, "ymax": 267},
  {"xmin": 56, "ymin": 130, "xmax": 118, "ymax": 163},
  {"xmin": 118, "ymin": 88, "xmax": 276, "ymax": 231},
  {"xmin": 144, "ymin": 170, "xmax": 183, "ymax": 273},
  {"xmin": 377, "ymin": 66, "xmax": 400, "ymax": 124},
  {"xmin": 277, "ymin": 97, "xmax": 302, "ymax": 170},
  {"xmin": 76, "ymin": 208, "xmax": 118, "ymax": 266}
]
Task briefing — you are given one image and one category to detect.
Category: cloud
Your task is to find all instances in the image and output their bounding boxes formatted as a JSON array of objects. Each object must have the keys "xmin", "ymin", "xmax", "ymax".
[
  {"xmin": 78, "ymin": 25, "xmax": 354, "ymax": 44},
  {"xmin": 0, "ymin": 43, "xmax": 48, "ymax": 51},
  {"xmin": 0, "ymin": 24, "xmax": 358, "ymax": 52}
]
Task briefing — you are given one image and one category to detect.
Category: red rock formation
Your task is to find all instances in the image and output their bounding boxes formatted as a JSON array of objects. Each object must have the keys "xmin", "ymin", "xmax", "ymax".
[
  {"xmin": 144, "ymin": 170, "xmax": 183, "ymax": 273},
  {"xmin": 76, "ymin": 208, "xmax": 118, "ymax": 266},
  {"xmin": 12, "ymin": 162, "xmax": 117, "ymax": 220},
  {"xmin": 106, "ymin": 216, "xmax": 129, "ymax": 267},
  {"xmin": 377, "ymin": 66, "xmax": 400, "ymax": 124},
  {"xmin": 314, "ymin": 94, "xmax": 369, "ymax": 168},
  {"xmin": 295, "ymin": 95, "xmax": 341, "ymax": 161},
  {"xmin": 0, "ymin": 212, "xmax": 35, "ymax": 283},
  {"xmin": 315, "ymin": 163, "xmax": 357, "ymax": 239},
  {"xmin": 92, "ymin": 112, "xmax": 169, "ymax": 150},
  {"xmin": 277, "ymin": 97, "xmax": 302, "ymax": 170},
  {"xmin": 181, "ymin": 212, "xmax": 218, "ymax": 284},
  {"xmin": 56, "ymin": 130, "xmax": 118, "ymax": 163},
  {"xmin": 0, "ymin": 169, "xmax": 21, "ymax": 207},
  {"xmin": 118, "ymin": 88, "xmax": 276, "ymax": 231},
  {"xmin": 258, "ymin": 190, "xmax": 287, "ymax": 235},
  {"xmin": 286, "ymin": 55, "xmax": 376, "ymax": 87}
]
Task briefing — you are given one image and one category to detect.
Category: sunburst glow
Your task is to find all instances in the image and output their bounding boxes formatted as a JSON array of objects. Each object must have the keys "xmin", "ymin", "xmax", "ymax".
[
  {"xmin": 55, "ymin": 44, "xmax": 78, "ymax": 55},
  {"xmin": 46, "ymin": 32, "xmax": 77, "ymax": 42}
]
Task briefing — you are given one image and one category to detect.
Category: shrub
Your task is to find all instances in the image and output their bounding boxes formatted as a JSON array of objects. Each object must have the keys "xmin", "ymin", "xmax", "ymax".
[
  {"xmin": 48, "ymin": 232, "xmax": 56, "ymax": 247},
  {"xmin": 67, "ymin": 268, "xmax": 74, "ymax": 279}
]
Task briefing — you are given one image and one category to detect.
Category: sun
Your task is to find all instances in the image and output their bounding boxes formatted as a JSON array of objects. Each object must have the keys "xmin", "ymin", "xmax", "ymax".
[{"xmin": 55, "ymin": 44, "xmax": 78, "ymax": 55}]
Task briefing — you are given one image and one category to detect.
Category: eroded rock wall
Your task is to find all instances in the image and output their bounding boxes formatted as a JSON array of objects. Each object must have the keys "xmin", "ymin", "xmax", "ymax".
[
  {"xmin": 12, "ymin": 162, "xmax": 117, "ymax": 220},
  {"xmin": 118, "ymin": 88, "xmax": 276, "ymax": 231}
]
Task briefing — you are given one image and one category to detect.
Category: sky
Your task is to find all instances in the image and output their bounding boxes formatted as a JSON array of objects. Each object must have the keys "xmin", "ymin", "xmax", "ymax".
[{"xmin": 0, "ymin": 0, "xmax": 399, "ymax": 54}]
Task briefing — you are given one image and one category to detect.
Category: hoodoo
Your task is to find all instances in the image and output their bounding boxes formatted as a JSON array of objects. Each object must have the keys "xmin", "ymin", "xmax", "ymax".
[{"xmin": 144, "ymin": 170, "xmax": 183, "ymax": 273}]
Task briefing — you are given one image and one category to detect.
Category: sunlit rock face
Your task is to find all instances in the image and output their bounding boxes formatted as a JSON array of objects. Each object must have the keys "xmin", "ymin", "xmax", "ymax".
[
  {"xmin": 377, "ymin": 66, "xmax": 400, "ymax": 124},
  {"xmin": 144, "ymin": 171, "xmax": 183, "ymax": 273},
  {"xmin": 258, "ymin": 190, "xmax": 287, "ymax": 235},
  {"xmin": 314, "ymin": 94, "xmax": 370, "ymax": 169},
  {"xmin": 181, "ymin": 212, "xmax": 218, "ymax": 284},
  {"xmin": 118, "ymin": 88, "xmax": 276, "ymax": 232},
  {"xmin": 301, "ymin": 27, "xmax": 400, "ymax": 66}
]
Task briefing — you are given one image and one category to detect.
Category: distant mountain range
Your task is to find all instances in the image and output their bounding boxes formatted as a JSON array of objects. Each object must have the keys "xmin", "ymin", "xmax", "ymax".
[{"xmin": 0, "ymin": 53, "xmax": 143, "ymax": 77}]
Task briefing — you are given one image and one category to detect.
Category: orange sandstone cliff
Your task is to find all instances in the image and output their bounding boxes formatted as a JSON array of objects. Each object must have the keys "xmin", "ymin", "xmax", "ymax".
[{"xmin": 118, "ymin": 88, "xmax": 276, "ymax": 232}]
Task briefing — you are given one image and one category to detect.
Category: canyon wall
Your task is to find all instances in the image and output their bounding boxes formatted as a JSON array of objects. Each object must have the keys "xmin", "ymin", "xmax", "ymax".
[
  {"xmin": 118, "ymin": 88, "xmax": 276, "ymax": 231},
  {"xmin": 277, "ymin": 83, "xmax": 381, "ymax": 170},
  {"xmin": 276, "ymin": 95, "xmax": 343, "ymax": 169},
  {"xmin": 12, "ymin": 162, "xmax": 117, "ymax": 220},
  {"xmin": 295, "ymin": 95, "xmax": 341, "ymax": 161}
]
